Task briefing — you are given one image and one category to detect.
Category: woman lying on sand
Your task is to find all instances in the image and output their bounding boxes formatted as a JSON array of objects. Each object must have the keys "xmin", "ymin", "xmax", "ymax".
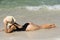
[
  {"xmin": 4, "ymin": 22, "xmax": 56, "ymax": 33},
  {"xmin": 3, "ymin": 16, "xmax": 56, "ymax": 33}
]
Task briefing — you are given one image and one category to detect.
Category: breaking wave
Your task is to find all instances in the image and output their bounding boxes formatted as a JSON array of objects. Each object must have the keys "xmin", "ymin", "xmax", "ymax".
[{"xmin": 25, "ymin": 5, "xmax": 60, "ymax": 11}]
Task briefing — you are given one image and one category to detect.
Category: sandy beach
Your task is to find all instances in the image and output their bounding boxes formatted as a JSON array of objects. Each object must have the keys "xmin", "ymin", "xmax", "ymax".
[{"xmin": 0, "ymin": 8, "xmax": 60, "ymax": 40}]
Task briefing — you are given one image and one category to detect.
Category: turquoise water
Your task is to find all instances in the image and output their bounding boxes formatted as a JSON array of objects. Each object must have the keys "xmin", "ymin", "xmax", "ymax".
[{"xmin": 0, "ymin": 0, "xmax": 60, "ymax": 8}]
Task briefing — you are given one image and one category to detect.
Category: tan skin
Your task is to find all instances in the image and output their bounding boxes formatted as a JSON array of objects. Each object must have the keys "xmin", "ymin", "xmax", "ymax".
[
  {"xmin": 3, "ymin": 20, "xmax": 14, "ymax": 33},
  {"xmin": 4, "ymin": 22, "xmax": 56, "ymax": 33},
  {"xmin": 26, "ymin": 22, "xmax": 56, "ymax": 31},
  {"xmin": 4, "ymin": 22, "xmax": 22, "ymax": 33},
  {"xmin": 40, "ymin": 24, "xmax": 56, "ymax": 29},
  {"xmin": 3, "ymin": 16, "xmax": 22, "ymax": 33}
]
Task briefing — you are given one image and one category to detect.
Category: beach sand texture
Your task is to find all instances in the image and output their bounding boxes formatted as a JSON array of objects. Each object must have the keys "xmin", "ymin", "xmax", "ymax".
[{"xmin": 0, "ymin": 8, "xmax": 60, "ymax": 40}]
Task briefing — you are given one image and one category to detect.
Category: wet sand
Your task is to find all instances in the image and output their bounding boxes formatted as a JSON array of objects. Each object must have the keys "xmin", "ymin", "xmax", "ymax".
[{"xmin": 0, "ymin": 8, "xmax": 60, "ymax": 40}]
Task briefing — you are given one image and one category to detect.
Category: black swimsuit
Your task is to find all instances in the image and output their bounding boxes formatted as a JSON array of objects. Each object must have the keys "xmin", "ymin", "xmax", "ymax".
[{"xmin": 13, "ymin": 23, "xmax": 29, "ymax": 31}]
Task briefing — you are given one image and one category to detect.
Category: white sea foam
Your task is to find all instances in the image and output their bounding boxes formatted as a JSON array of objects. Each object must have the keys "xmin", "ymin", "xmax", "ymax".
[
  {"xmin": 24, "ymin": 5, "xmax": 60, "ymax": 11},
  {"xmin": 25, "ymin": 6, "xmax": 42, "ymax": 11},
  {"xmin": 47, "ymin": 5, "xmax": 60, "ymax": 10}
]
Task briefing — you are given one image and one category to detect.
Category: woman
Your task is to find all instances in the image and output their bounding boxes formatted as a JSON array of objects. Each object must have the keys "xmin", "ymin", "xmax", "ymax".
[{"xmin": 4, "ymin": 22, "xmax": 56, "ymax": 33}]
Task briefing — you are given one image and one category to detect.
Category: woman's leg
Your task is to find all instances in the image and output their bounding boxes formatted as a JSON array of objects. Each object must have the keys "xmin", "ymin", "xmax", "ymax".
[{"xmin": 26, "ymin": 22, "xmax": 40, "ymax": 31}]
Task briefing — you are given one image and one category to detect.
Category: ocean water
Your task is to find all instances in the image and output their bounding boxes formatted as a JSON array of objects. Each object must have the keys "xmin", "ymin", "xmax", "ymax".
[
  {"xmin": 0, "ymin": 0, "xmax": 60, "ymax": 10},
  {"xmin": 0, "ymin": 0, "xmax": 60, "ymax": 6}
]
